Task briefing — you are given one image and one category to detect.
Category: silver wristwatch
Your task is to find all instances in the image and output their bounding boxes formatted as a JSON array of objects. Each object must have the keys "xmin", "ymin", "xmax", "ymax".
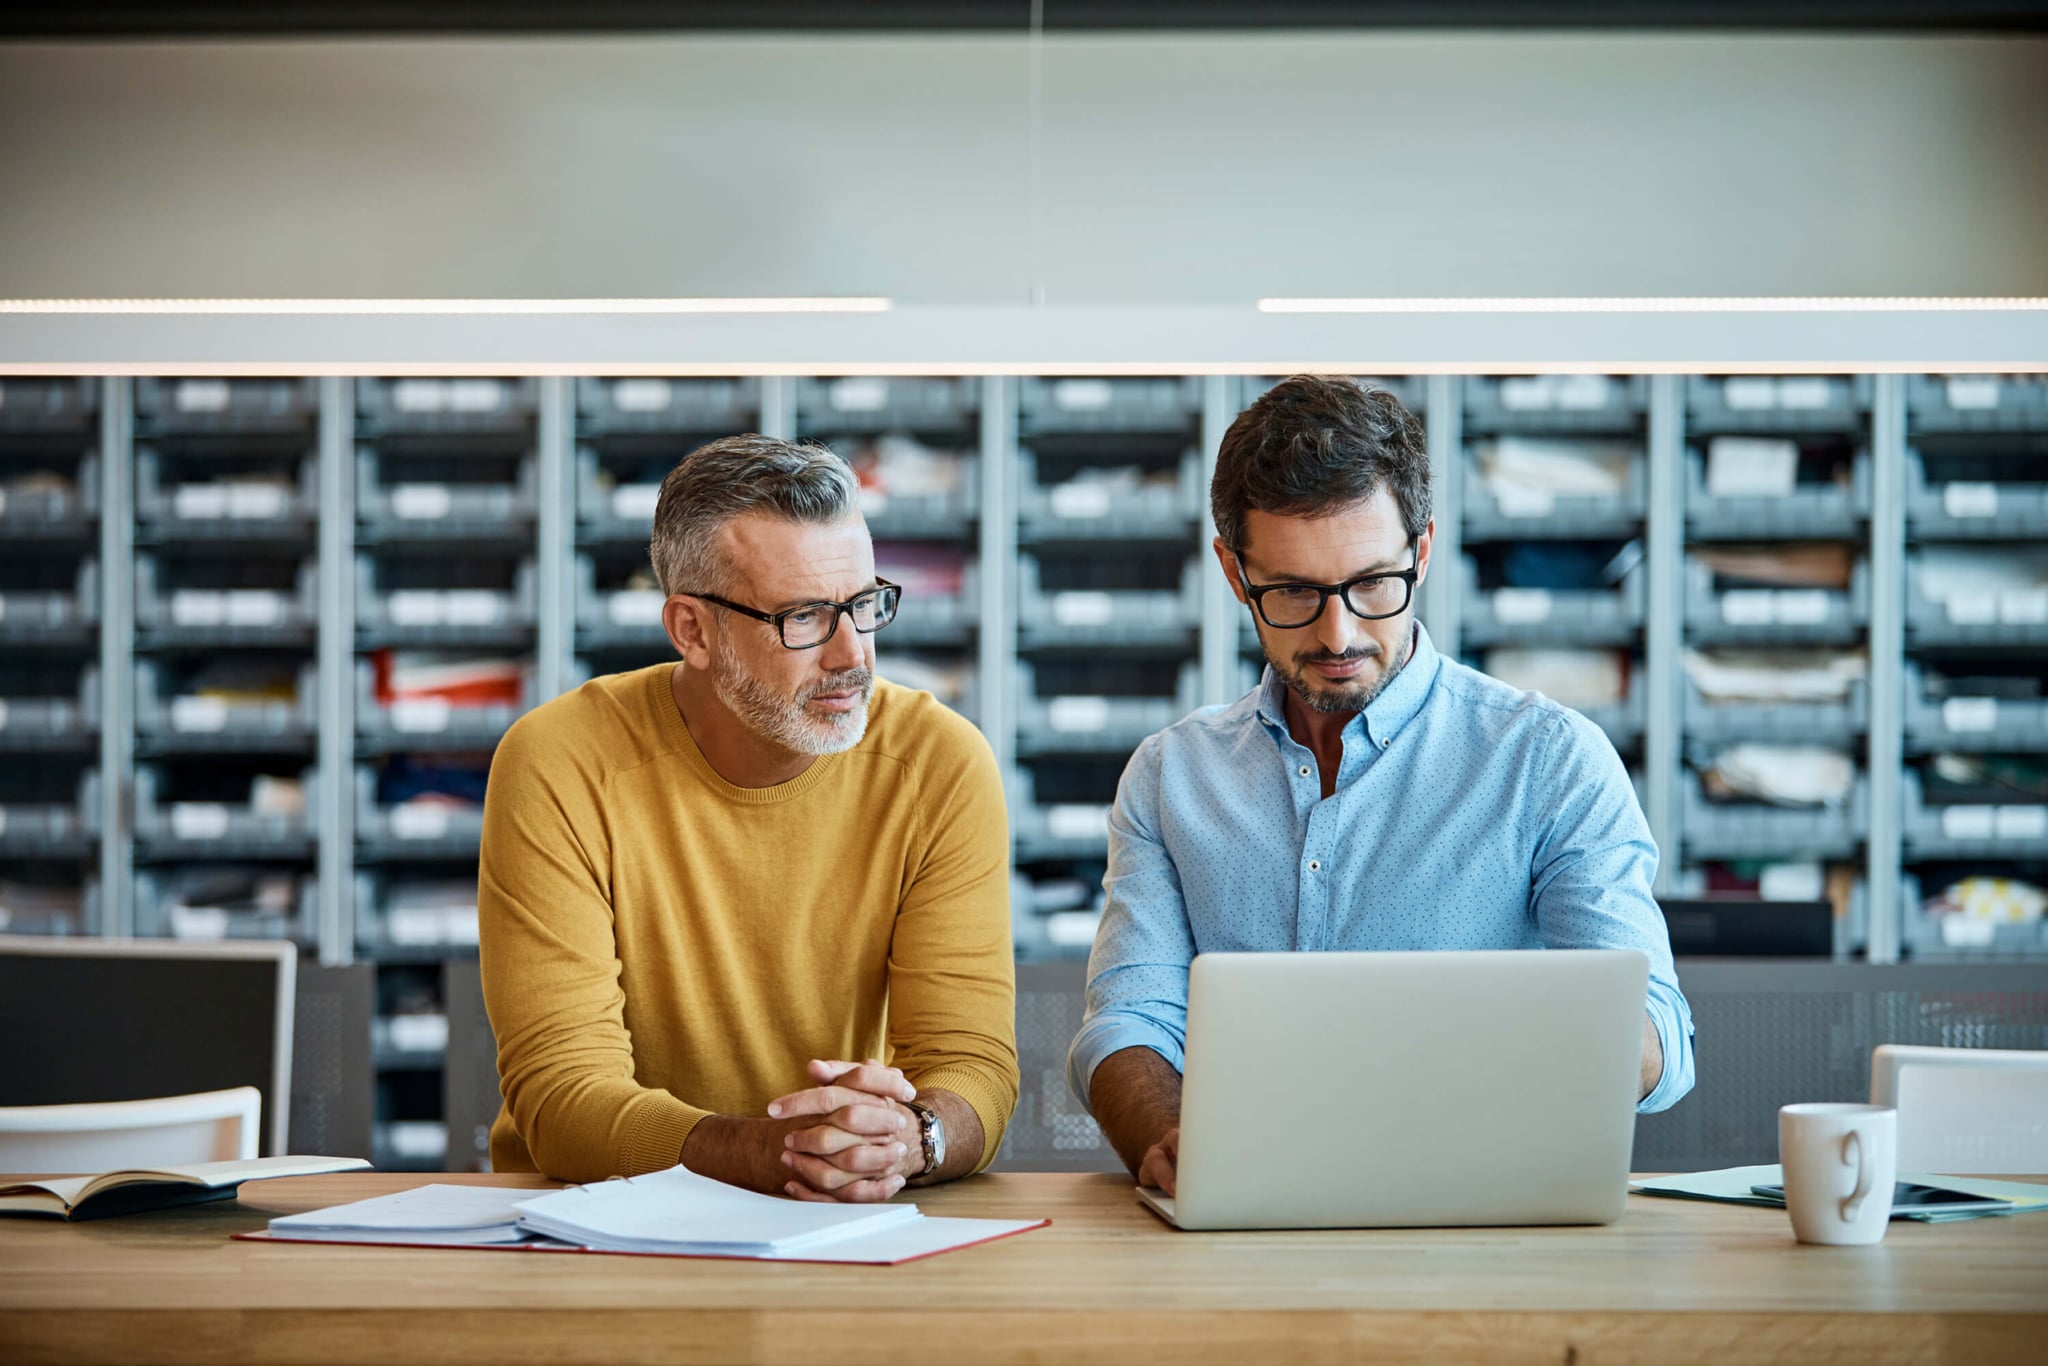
[{"xmin": 904, "ymin": 1098, "xmax": 945, "ymax": 1179}]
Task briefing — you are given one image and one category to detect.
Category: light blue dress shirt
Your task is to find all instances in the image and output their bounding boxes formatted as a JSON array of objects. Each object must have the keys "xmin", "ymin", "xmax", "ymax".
[{"xmin": 1067, "ymin": 622, "xmax": 1696, "ymax": 1115}]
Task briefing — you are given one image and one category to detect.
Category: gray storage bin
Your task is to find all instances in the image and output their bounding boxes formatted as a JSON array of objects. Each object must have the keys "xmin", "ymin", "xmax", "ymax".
[
  {"xmin": 1018, "ymin": 377, "xmax": 1202, "ymax": 435},
  {"xmin": 0, "ymin": 667, "xmax": 97, "ymax": 750},
  {"xmin": 134, "ymin": 868, "xmax": 315, "ymax": 945},
  {"xmin": 1017, "ymin": 555, "xmax": 1202, "ymax": 649},
  {"xmin": 1685, "ymin": 448, "xmax": 1871, "ymax": 541},
  {"xmin": 356, "ymin": 377, "xmax": 536, "ymax": 435},
  {"xmin": 136, "ymin": 554, "xmax": 315, "ymax": 644},
  {"xmin": 0, "ymin": 559, "xmax": 98, "ymax": 642},
  {"xmin": 1685, "ymin": 556, "xmax": 1868, "ymax": 647},
  {"xmin": 0, "ymin": 377, "xmax": 98, "ymax": 433},
  {"xmin": 0, "ymin": 452, "xmax": 97, "ymax": 532},
  {"xmin": 1906, "ymin": 553, "xmax": 2048, "ymax": 649},
  {"xmin": 1685, "ymin": 375, "xmax": 1870, "ymax": 434},
  {"xmin": 355, "ymin": 658, "xmax": 530, "ymax": 755},
  {"xmin": 573, "ymin": 553, "xmax": 671, "ymax": 654},
  {"xmin": 798, "ymin": 376, "xmax": 978, "ymax": 434},
  {"xmin": 1904, "ymin": 448, "xmax": 2048, "ymax": 540},
  {"xmin": 1016, "ymin": 447, "xmax": 1201, "ymax": 542},
  {"xmin": 1463, "ymin": 455, "xmax": 1645, "ymax": 541},
  {"xmin": 1902, "ymin": 770, "xmax": 2048, "ymax": 860},
  {"xmin": 136, "ymin": 659, "xmax": 316, "ymax": 750},
  {"xmin": 1016, "ymin": 660, "xmax": 1199, "ymax": 757},
  {"xmin": 1901, "ymin": 874, "xmax": 2048, "ymax": 961},
  {"xmin": 575, "ymin": 446, "xmax": 661, "ymax": 544},
  {"xmin": 1664, "ymin": 865, "xmax": 1868, "ymax": 959},
  {"xmin": 135, "ymin": 378, "xmax": 318, "ymax": 434},
  {"xmin": 1463, "ymin": 375, "xmax": 1645, "ymax": 435},
  {"xmin": 0, "ymin": 770, "xmax": 99, "ymax": 858},
  {"xmin": 354, "ymin": 872, "xmax": 480, "ymax": 957},
  {"xmin": 1903, "ymin": 664, "xmax": 2048, "ymax": 754},
  {"xmin": 860, "ymin": 457, "xmax": 979, "ymax": 540},
  {"xmin": 1009, "ymin": 773, "xmax": 1112, "ymax": 863},
  {"xmin": 1681, "ymin": 770, "xmax": 1865, "ymax": 861},
  {"xmin": 357, "ymin": 447, "xmax": 538, "ymax": 539},
  {"xmin": 357, "ymin": 555, "xmax": 535, "ymax": 646},
  {"xmin": 577, "ymin": 376, "xmax": 757, "ymax": 434},
  {"xmin": 134, "ymin": 763, "xmax": 317, "ymax": 858},
  {"xmin": 355, "ymin": 766, "xmax": 487, "ymax": 862},
  {"xmin": 1459, "ymin": 555, "xmax": 1645, "ymax": 649},
  {"xmin": 0, "ymin": 876, "xmax": 98, "ymax": 936},
  {"xmin": 878, "ymin": 559, "xmax": 977, "ymax": 648},
  {"xmin": 136, "ymin": 448, "xmax": 315, "ymax": 534},
  {"xmin": 1574, "ymin": 687, "xmax": 1646, "ymax": 753},
  {"xmin": 1908, "ymin": 374, "xmax": 2048, "ymax": 434},
  {"xmin": 1684, "ymin": 677, "xmax": 1868, "ymax": 748}
]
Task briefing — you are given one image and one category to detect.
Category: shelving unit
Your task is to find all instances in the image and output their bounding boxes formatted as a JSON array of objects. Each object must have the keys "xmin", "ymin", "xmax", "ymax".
[{"xmin": 8, "ymin": 370, "xmax": 2044, "ymax": 1167}]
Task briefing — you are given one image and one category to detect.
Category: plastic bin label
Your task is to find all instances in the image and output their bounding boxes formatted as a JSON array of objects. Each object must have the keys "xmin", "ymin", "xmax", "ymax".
[
  {"xmin": 1555, "ymin": 375, "xmax": 1614, "ymax": 410},
  {"xmin": 1051, "ymin": 379, "xmax": 1114, "ymax": 412},
  {"xmin": 1941, "ymin": 697, "xmax": 1998, "ymax": 733},
  {"xmin": 170, "ymin": 696, "xmax": 230, "ymax": 733},
  {"xmin": 391, "ymin": 484, "xmax": 454, "ymax": 520},
  {"xmin": 611, "ymin": 485, "xmax": 661, "ymax": 522},
  {"xmin": 443, "ymin": 591, "xmax": 502, "ymax": 626},
  {"xmin": 1942, "ymin": 482, "xmax": 2000, "ymax": 519},
  {"xmin": 1492, "ymin": 588, "xmax": 1552, "ymax": 624},
  {"xmin": 612, "ymin": 379, "xmax": 672, "ymax": 413},
  {"xmin": 392, "ymin": 380, "xmax": 446, "ymax": 413},
  {"xmin": 386, "ymin": 906, "xmax": 443, "ymax": 945},
  {"xmin": 607, "ymin": 591, "xmax": 667, "ymax": 625},
  {"xmin": 1494, "ymin": 486, "xmax": 1556, "ymax": 518},
  {"xmin": 388, "ymin": 1014, "xmax": 450, "ymax": 1052},
  {"xmin": 1772, "ymin": 590, "xmax": 1830, "ymax": 625},
  {"xmin": 172, "ymin": 486, "xmax": 230, "ymax": 520},
  {"xmin": 1050, "ymin": 483, "xmax": 1113, "ymax": 519},
  {"xmin": 1051, "ymin": 591, "xmax": 1116, "ymax": 626},
  {"xmin": 1996, "ymin": 806, "xmax": 2048, "ymax": 840},
  {"xmin": 226, "ymin": 591, "xmax": 286, "ymax": 627},
  {"xmin": 1945, "ymin": 377, "xmax": 2002, "ymax": 411},
  {"xmin": 1499, "ymin": 378, "xmax": 1554, "ymax": 411},
  {"xmin": 1723, "ymin": 378, "xmax": 1778, "ymax": 411},
  {"xmin": 1939, "ymin": 914, "xmax": 1997, "ymax": 948},
  {"xmin": 391, "ymin": 804, "xmax": 452, "ymax": 840},
  {"xmin": 390, "ymin": 698, "xmax": 452, "ymax": 733},
  {"xmin": 1999, "ymin": 589, "xmax": 2048, "ymax": 624},
  {"xmin": 1776, "ymin": 378, "xmax": 1832, "ymax": 410},
  {"xmin": 387, "ymin": 591, "xmax": 439, "ymax": 626},
  {"xmin": 169, "ymin": 905, "xmax": 231, "ymax": 941},
  {"xmin": 829, "ymin": 378, "xmax": 890, "ymax": 412},
  {"xmin": 0, "ymin": 700, "xmax": 8, "ymax": 730},
  {"xmin": 170, "ymin": 591, "xmax": 223, "ymax": 626},
  {"xmin": 859, "ymin": 488, "xmax": 890, "ymax": 517},
  {"xmin": 170, "ymin": 803, "xmax": 232, "ymax": 841},
  {"xmin": 1049, "ymin": 696, "xmax": 1113, "ymax": 733},
  {"xmin": 174, "ymin": 379, "xmax": 231, "ymax": 413},
  {"xmin": 1047, "ymin": 805, "xmax": 1109, "ymax": 840},
  {"xmin": 1940, "ymin": 806, "xmax": 1997, "ymax": 841},
  {"xmin": 1945, "ymin": 593, "xmax": 1996, "ymax": 625},
  {"xmin": 227, "ymin": 484, "xmax": 289, "ymax": 520}
]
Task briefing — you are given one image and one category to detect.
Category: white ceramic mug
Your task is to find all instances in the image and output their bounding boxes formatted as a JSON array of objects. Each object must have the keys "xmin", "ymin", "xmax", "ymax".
[{"xmin": 1778, "ymin": 1103, "xmax": 1898, "ymax": 1246}]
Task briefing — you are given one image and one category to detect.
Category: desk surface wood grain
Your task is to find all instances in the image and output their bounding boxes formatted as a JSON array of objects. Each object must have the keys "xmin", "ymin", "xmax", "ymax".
[{"xmin": 2, "ymin": 1171, "xmax": 2045, "ymax": 1365}]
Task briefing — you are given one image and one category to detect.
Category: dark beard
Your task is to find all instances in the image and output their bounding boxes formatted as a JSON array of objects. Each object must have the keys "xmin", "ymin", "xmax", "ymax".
[{"xmin": 1275, "ymin": 623, "xmax": 1415, "ymax": 716}]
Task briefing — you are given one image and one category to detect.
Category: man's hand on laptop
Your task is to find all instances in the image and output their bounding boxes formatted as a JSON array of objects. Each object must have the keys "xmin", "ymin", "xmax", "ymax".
[
  {"xmin": 768, "ymin": 1058, "xmax": 920, "ymax": 1202},
  {"xmin": 1139, "ymin": 1126, "xmax": 1181, "ymax": 1196}
]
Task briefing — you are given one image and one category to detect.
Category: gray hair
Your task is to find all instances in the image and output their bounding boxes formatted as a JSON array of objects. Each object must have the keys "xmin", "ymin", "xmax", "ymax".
[{"xmin": 648, "ymin": 434, "xmax": 861, "ymax": 597}]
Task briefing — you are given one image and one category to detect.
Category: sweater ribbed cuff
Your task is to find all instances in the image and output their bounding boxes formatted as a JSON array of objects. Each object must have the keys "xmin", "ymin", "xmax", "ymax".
[
  {"xmin": 910, "ymin": 1065, "xmax": 1017, "ymax": 1174},
  {"xmin": 621, "ymin": 1095, "xmax": 712, "ymax": 1177}
]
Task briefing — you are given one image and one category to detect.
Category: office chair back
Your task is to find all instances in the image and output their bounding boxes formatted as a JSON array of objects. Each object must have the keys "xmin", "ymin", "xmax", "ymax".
[
  {"xmin": 1871, "ymin": 1045, "xmax": 2048, "ymax": 1175},
  {"xmin": 0, "ymin": 1086, "xmax": 262, "ymax": 1173}
]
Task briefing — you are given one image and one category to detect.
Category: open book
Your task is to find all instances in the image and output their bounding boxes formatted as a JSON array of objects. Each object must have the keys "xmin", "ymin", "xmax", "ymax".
[
  {"xmin": 0, "ymin": 1155, "xmax": 372, "ymax": 1222},
  {"xmin": 257, "ymin": 1163, "xmax": 1047, "ymax": 1265}
]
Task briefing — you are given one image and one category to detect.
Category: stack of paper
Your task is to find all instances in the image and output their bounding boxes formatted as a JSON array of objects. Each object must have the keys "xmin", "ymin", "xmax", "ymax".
[
  {"xmin": 1632, "ymin": 1165, "xmax": 2048, "ymax": 1224},
  {"xmin": 269, "ymin": 1184, "xmax": 531, "ymax": 1245},
  {"xmin": 512, "ymin": 1165, "xmax": 921, "ymax": 1256}
]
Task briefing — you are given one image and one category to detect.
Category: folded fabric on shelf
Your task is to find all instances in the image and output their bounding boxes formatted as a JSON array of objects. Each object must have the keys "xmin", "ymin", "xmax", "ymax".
[
  {"xmin": 1474, "ymin": 436, "xmax": 1635, "ymax": 499},
  {"xmin": 848, "ymin": 434, "xmax": 967, "ymax": 498},
  {"xmin": 1682, "ymin": 649, "xmax": 1865, "ymax": 703},
  {"xmin": 1703, "ymin": 436, "xmax": 1800, "ymax": 498},
  {"xmin": 1702, "ymin": 744, "xmax": 1855, "ymax": 807},
  {"xmin": 1929, "ymin": 753, "xmax": 2048, "ymax": 801},
  {"xmin": 1693, "ymin": 544, "xmax": 1855, "ymax": 590},
  {"xmin": 1479, "ymin": 648, "xmax": 1627, "ymax": 709},
  {"xmin": 378, "ymin": 754, "xmax": 491, "ymax": 807},
  {"xmin": 373, "ymin": 650, "xmax": 525, "ymax": 709},
  {"xmin": 1917, "ymin": 546, "xmax": 2048, "ymax": 601}
]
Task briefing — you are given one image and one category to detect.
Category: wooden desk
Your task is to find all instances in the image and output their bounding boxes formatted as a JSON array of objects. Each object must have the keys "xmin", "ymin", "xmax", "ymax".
[{"xmin": 2, "ymin": 1171, "xmax": 2045, "ymax": 1364}]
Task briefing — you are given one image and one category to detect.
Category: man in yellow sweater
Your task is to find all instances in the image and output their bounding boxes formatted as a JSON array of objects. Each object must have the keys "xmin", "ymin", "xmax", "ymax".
[{"xmin": 480, "ymin": 434, "xmax": 1017, "ymax": 1201}]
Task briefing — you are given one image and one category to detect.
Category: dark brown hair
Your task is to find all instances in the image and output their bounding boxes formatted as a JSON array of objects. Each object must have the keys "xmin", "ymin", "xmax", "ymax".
[{"xmin": 1211, "ymin": 375, "xmax": 1430, "ymax": 557}]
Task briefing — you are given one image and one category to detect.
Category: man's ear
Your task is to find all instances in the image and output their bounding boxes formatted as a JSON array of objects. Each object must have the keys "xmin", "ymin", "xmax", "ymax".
[
  {"xmin": 1414, "ymin": 519, "xmax": 1435, "ymax": 586},
  {"xmin": 1213, "ymin": 536, "xmax": 1250, "ymax": 606},
  {"xmin": 663, "ymin": 594, "xmax": 716, "ymax": 671}
]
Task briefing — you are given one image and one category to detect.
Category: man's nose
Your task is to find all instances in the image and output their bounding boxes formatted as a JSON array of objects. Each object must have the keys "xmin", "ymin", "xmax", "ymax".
[
  {"xmin": 1312, "ymin": 593, "xmax": 1359, "ymax": 653},
  {"xmin": 819, "ymin": 611, "xmax": 866, "ymax": 670}
]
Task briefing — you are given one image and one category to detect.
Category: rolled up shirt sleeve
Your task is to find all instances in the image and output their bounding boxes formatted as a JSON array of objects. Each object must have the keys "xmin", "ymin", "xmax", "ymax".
[{"xmin": 1066, "ymin": 735, "xmax": 1198, "ymax": 1113}]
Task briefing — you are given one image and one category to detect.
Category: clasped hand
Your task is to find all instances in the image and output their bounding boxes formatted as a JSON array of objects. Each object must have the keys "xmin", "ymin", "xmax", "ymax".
[{"xmin": 766, "ymin": 1058, "xmax": 920, "ymax": 1203}]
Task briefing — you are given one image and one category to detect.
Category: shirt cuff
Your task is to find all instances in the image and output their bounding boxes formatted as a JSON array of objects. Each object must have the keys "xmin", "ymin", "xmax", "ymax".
[
  {"xmin": 1067, "ymin": 1015, "xmax": 1187, "ymax": 1117},
  {"xmin": 1636, "ymin": 980, "xmax": 1696, "ymax": 1115}
]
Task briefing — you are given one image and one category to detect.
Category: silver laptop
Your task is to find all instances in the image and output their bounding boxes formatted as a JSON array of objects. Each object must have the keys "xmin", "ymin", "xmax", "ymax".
[{"xmin": 1139, "ymin": 949, "xmax": 1649, "ymax": 1230}]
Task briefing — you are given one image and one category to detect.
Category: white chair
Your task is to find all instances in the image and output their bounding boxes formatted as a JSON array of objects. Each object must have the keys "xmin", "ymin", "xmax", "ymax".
[
  {"xmin": 0, "ymin": 1087, "xmax": 261, "ymax": 1173},
  {"xmin": 1871, "ymin": 1045, "xmax": 2048, "ymax": 1175}
]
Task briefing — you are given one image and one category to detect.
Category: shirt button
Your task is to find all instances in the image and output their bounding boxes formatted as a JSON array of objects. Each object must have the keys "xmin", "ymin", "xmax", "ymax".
[
  {"xmin": 1298, "ymin": 766, "xmax": 1312, "ymax": 777},
  {"xmin": 1308, "ymin": 860, "xmax": 1322, "ymax": 872}
]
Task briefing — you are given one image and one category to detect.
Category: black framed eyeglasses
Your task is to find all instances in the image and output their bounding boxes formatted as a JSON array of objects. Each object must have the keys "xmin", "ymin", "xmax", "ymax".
[
  {"xmin": 1240, "ymin": 554, "xmax": 1419, "ymax": 630},
  {"xmin": 684, "ymin": 578, "xmax": 902, "ymax": 650}
]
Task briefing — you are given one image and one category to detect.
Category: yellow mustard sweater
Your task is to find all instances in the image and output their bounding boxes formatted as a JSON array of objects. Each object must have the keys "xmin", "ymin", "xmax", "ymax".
[{"xmin": 478, "ymin": 663, "xmax": 1018, "ymax": 1182}]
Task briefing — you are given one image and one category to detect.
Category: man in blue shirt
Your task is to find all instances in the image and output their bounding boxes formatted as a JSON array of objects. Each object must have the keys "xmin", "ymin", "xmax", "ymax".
[{"xmin": 1069, "ymin": 375, "xmax": 1695, "ymax": 1195}]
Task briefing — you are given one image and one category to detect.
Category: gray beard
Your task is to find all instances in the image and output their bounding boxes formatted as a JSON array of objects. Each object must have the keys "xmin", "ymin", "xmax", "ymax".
[
  {"xmin": 711, "ymin": 649, "xmax": 872, "ymax": 757},
  {"xmin": 1276, "ymin": 623, "xmax": 1415, "ymax": 716}
]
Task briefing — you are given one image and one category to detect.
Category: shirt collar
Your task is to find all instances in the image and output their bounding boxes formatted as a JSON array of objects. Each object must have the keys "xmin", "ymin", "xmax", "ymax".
[{"xmin": 1252, "ymin": 620, "xmax": 1442, "ymax": 748}]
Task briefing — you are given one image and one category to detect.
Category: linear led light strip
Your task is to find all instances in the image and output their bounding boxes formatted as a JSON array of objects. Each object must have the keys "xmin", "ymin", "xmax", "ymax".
[
  {"xmin": 1260, "ymin": 297, "xmax": 2048, "ymax": 313},
  {"xmin": 0, "ymin": 297, "xmax": 892, "ymax": 315}
]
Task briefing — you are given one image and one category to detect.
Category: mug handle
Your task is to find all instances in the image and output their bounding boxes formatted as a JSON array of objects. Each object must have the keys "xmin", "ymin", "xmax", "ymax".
[{"xmin": 1839, "ymin": 1130, "xmax": 1872, "ymax": 1222}]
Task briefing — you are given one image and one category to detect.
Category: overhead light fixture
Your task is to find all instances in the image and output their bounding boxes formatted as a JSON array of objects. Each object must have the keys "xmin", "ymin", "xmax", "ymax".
[
  {"xmin": 0, "ymin": 297, "xmax": 892, "ymax": 315},
  {"xmin": 1258, "ymin": 297, "xmax": 2048, "ymax": 314}
]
